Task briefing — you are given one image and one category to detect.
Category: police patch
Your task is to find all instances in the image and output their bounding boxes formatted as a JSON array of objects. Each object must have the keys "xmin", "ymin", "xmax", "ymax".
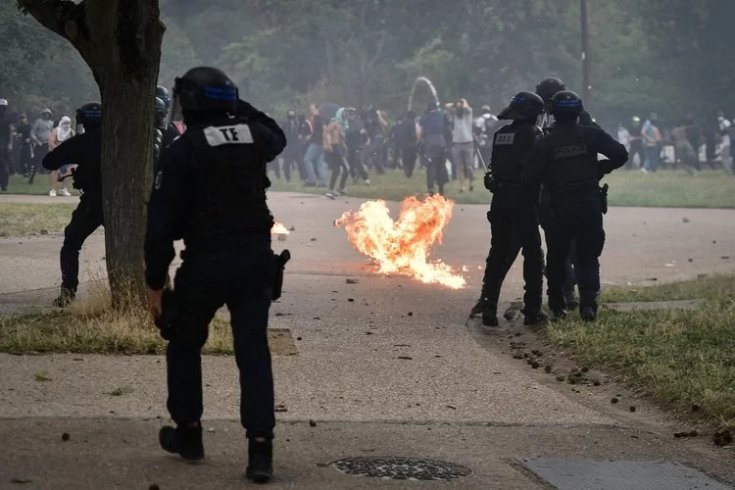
[
  {"xmin": 154, "ymin": 170, "xmax": 164, "ymax": 190},
  {"xmin": 494, "ymin": 133, "xmax": 515, "ymax": 146},
  {"xmin": 553, "ymin": 144, "xmax": 588, "ymax": 159},
  {"xmin": 203, "ymin": 124, "xmax": 254, "ymax": 146}
]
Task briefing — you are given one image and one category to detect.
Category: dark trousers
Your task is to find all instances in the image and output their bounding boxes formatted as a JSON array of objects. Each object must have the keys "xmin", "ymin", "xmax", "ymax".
[
  {"xmin": 0, "ymin": 148, "xmax": 8, "ymax": 189},
  {"xmin": 400, "ymin": 145, "xmax": 417, "ymax": 178},
  {"xmin": 481, "ymin": 191, "xmax": 544, "ymax": 312},
  {"xmin": 627, "ymin": 140, "xmax": 645, "ymax": 169},
  {"xmin": 282, "ymin": 149, "xmax": 302, "ymax": 182},
  {"xmin": 326, "ymin": 146, "xmax": 349, "ymax": 192},
  {"xmin": 425, "ymin": 144, "xmax": 447, "ymax": 194},
  {"xmin": 167, "ymin": 244, "xmax": 275, "ymax": 439},
  {"xmin": 546, "ymin": 193, "xmax": 605, "ymax": 312},
  {"xmin": 347, "ymin": 146, "xmax": 369, "ymax": 181},
  {"xmin": 60, "ymin": 195, "xmax": 104, "ymax": 291},
  {"xmin": 539, "ymin": 191, "xmax": 578, "ymax": 302}
]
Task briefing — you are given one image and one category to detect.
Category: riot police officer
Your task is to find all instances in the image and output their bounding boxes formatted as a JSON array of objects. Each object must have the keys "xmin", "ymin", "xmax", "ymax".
[
  {"xmin": 471, "ymin": 92, "xmax": 546, "ymax": 327},
  {"xmin": 43, "ymin": 102, "xmax": 103, "ymax": 307},
  {"xmin": 522, "ymin": 91, "xmax": 628, "ymax": 321},
  {"xmin": 144, "ymin": 67, "xmax": 286, "ymax": 483},
  {"xmin": 153, "ymin": 96, "xmax": 167, "ymax": 163},
  {"xmin": 157, "ymin": 85, "xmax": 182, "ymax": 150}
]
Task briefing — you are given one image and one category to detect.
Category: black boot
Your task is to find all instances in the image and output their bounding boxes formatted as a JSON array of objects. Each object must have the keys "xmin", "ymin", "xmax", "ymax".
[
  {"xmin": 469, "ymin": 298, "xmax": 486, "ymax": 318},
  {"xmin": 548, "ymin": 296, "xmax": 567, "ymax": 320},
  {"xmin": 159, "ymin": 423, "xmax": 204, "ymax": 461},
  {"xmin": 246, "ymin": 438, "xmax": 273, "ymax": 483},
  {"xmin": 52, "ymin": 287, "xmax": 75, "ymax": 308},
  {"xmin": 580, "ymin": 305, "xmax": 597, "ymax": 322},
  {"xmin": 482, "ymin": 301, "xmax": 499, "ymax": 327},
  {"xmin": 523, "ymin": 309, "xmax": 549, "ymax": 326}
]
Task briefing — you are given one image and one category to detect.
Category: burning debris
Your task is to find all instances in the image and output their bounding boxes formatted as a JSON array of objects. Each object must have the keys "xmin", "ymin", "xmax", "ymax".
[{"xmin": 335, "ymin": 195, "xmax": 466, "ymax": 289}]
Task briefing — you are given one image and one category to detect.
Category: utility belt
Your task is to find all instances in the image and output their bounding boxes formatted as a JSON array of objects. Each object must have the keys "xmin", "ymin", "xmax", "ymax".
[{"xmin": 182, "ymin": 231, "xmax": 271, "ymax": 257}]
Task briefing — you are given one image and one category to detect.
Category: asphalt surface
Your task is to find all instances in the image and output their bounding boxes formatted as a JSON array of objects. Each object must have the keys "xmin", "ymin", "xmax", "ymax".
[{"xmin": 1, "ymin": 191, "xmax": 735, "ymax": 488}]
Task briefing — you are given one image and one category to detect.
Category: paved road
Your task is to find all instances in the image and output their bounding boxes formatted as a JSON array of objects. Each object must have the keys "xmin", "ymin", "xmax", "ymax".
[{"xmin": 1, "ymin": 192, "xmax": 734, "ymax": 488}]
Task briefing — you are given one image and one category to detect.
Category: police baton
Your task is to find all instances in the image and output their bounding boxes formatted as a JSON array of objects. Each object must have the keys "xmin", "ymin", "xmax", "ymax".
[{"xmin": 474, "ymin": 145, "xmax": 489, "ymax": 173}]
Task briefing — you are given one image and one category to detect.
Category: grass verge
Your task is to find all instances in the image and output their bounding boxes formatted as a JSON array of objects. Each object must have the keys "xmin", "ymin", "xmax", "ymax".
[
  {"xmin": 0, "ymin": 202, "xmax": 75, "ymax": 237},
  {"xmin": 269, "ymin": 168, "xmax": 735, "ymax": 208},
  {"xmin": 547, "ymin": 274, "xmax": 735, "ymax": 427},
  {"xmin": 0, "ymin": 283, "xmax": 236, "ymax": 355}
]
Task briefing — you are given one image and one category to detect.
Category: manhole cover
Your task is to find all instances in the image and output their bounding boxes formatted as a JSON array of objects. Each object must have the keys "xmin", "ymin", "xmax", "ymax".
[
  {"xmin": 331, "ymin": 456, "xmax": 471, "ymax": 481},
  {"xmin": 519, "ymin": 458, "xmax": 732, "ymax": 490}
]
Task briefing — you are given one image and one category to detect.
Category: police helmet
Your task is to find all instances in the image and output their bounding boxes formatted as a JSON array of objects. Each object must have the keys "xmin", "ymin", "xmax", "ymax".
[
  {"xmin": 550, "ymin": 90, "xmax": 583, "ymax": 117},
  {"xmin": 154, "ymin": 96, "xmax": 167, "ymax": 118},
  {"xmin": 427, "ymin": 100, "xmax": 440, "ymax": 112},
  {"xmin": 173, "ymin": 66, "xmax": 238, "ymax": 113},
  {"xmin": 497, "ymin": 91, "xmax": 544, "ymax": 121},
  {"xmin": 76, "ymin": 102, "xmax": 102, "ymax": 128},
  {"xmin": 535, "ymin": 77, "xmax": 566, "ymax": 102},
  {"xmin": 156, "ymin": 85, "xmax": 171, "ymax": 110}
]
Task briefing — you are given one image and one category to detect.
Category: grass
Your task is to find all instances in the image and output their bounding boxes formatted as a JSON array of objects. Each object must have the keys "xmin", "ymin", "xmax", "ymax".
[
  {"xmin": 4, "ymin": 174, "xmax": 69, "ymax": 195},
  {"xmin": 0, "ymin": 283, "xmax": 237, "ymax": 355},
  {"xmin": 269, "ymin": 167, "xmax": 735, "ymax": 208},
  {"xmin": 547, "ymin": 274, "xmax": 735, "ymax": 427},
  {"xmin": 0, "ymin": 203, "xmax": 76, "ymax": 237},
  {"xmin": 0, "ymin": 281, "xmax": 298, "ymax": 356}
]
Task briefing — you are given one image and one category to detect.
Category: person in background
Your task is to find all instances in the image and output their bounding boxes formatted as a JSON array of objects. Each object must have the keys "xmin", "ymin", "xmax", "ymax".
[
  {"xmin": 451, "ymin": 98, "xmax": 475, "ymax": 192},
  {"xmin": 418, "ymin": 101, "xmax": 450, "ymax": 195},
  {"xmin": 303, "ymin": 103, "xmax": 327, "ymax": 187},
  {"xmin": 0, "ymin": 99, "xmax": 11, "ymax": 191},
  {"xmin": 641, "ymin": 113, "xmax": 662, "ymax": 173},
  {"xmin": 14, "ymin": 113, "xmax": 33, "ymax": 177},
  {"xmin": 30, "ymin": 108, "xmax": 54, "ymax": 184},
  {"xmin": 344, "ymin": 108, "xmax": 370, "ymax": 185},
  {"xmin": 474, "ymin": 104, "xmax": 501, "ymax": 170},
  {"xmin": 627, "ymin": 116, "xmax": 644, "ymax": 169},
  {"xmin": 617, "ymin": 123, "xmax": 630, "ymax": 152},
  {"xmin": 280, "ymin": 109, "xmax": 300, "ymax": 182},
  {"xmin": 324, "ymin": 108, "xmax": 350, "ymax": 198},
  {"xmin": 47, "ymin": 116, "xmax": 75, "ymax": 196},
  {"xmin": 395, "ymin": 110, "xmax": 419, "ymax": 178}
]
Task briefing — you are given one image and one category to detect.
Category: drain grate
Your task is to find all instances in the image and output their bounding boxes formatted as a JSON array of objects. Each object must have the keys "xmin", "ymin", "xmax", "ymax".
[{"xmin": 332, "ymin": 456, "xmax": 471, "ymax": 481}]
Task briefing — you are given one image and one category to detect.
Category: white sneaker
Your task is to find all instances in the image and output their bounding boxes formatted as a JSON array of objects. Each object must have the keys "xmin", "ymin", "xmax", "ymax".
[
  {"xmin": 49, "ymin": 189, "xmax": 57, "ymax": 197},
  {"xmin": 59, "ymin": 188, "xmax": 72, "ymax": 197}
]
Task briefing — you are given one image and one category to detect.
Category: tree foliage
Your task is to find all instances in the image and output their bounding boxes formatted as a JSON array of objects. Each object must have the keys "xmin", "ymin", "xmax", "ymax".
[{"xmin": 3, "ymin": 1, "xmax": 734, "ymax": 129}]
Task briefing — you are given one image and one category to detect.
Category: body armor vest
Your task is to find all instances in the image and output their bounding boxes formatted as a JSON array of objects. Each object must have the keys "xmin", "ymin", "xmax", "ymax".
[
  {"xmin": 183, "ymin": 120, "xmax": 272, "ymax": 251},
  {"xmin": 491, "ymin": 123, "xmax": 540, "ymax": 184},
  {"xmin": 545, "ymin": 125, "xmax": 598, "ymax": 193}
]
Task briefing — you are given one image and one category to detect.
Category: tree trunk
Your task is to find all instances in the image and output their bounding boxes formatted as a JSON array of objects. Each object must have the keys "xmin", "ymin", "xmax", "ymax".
[{"xmin": 17, "ymin": 0, "xmax": 165, "ymax": 307}]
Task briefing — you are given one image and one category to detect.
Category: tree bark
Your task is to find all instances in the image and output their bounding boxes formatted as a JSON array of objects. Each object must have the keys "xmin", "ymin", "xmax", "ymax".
[{"xmin": 18, "ymin": 0, "xmax": 165, "ymax": 307}]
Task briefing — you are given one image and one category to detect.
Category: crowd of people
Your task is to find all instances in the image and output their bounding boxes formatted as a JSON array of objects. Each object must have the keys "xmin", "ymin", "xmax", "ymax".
[
  {"xmin": 0, "ymin": 101, "xmax": 78, "ymax": 195},
  {"xmin": 268, "ymin": 101, "xmax": 735, "ymax": 196},
  {"xmin": 615, "ymin": 112, "xmax": 735, "ymax": 174}
]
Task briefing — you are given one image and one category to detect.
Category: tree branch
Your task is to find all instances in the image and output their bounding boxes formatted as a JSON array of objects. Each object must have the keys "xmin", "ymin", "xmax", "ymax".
[{"xmin": 16, "ymin": 0, "xmax": 84, "ymax": 40}]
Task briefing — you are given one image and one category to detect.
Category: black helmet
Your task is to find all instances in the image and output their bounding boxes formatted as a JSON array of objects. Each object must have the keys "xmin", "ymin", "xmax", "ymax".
[
  {"xmin": 551, "ymin": 90, "xmax": 583, "ymax": 117},
  {"xmin": 156, "ymin": 85, "xmax": 171, "ymax": 109},
  {"xmin": 154, "ymin": 97, "xmax": 167, "ymax": 117},
  {"xmin": 76, "ymin": 102, "xmax": 102, "ymax": 128},
  {"xmin": 535, "ymin": 77, "xmax": 566, "ymax": 102},
  {"xmin": 173, "ymin": 66, "xmax": 238, "ymax": 112},
  {"xmin": 426, "ymin": 100, "xmax": 440, "ymax": 112},
  {"xmin": 497, "ymin": 91, "xmax": 544, "ymax": 121}
]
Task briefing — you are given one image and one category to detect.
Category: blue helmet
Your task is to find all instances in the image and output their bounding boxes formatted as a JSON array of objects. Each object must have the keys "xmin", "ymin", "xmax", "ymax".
[
  {"xmin": 174, "ymin": 66, "xmax": 238, "ymax": 113},
  {"xmin": 76, "ymin": 102, "xmax": 102, "ymax": 128},
  {"xmin": 550, "ymin": 90, "xmax": 583, "ymax": 117}
]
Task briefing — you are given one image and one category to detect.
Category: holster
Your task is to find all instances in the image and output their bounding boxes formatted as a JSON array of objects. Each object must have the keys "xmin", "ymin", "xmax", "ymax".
[
  {"xmin": 272, "ymin": 249, "xmax": 291, "ymax": 300},
  {"xmin": 155, "ymin": 288, "xmax": 179, "ymax": 341},
  {"xmin": 600, "ymin": 183, "xmax": 609, "ymax": 214}
]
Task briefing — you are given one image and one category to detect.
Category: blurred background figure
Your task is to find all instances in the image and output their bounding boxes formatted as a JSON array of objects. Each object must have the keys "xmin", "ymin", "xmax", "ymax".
[{"xmin": 47, "ymin": 115, "xmax": 75, "ymax": 196}]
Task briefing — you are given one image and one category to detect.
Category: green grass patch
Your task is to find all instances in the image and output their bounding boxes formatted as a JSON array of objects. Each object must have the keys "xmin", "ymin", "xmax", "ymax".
[
  {"xmin": 269, "ymin": 167, "xmax": 735, "ymax": 208},
  {"xmin": 548, "ymin": 274, "xmax": 735, "ymax": 426},
  {"xmin": 0, "ymin": 202, "xmax": 75, "ymax": 237},
  {"xmin": 4, "ymin": 174, "xmax": 64, "ymax": 195}
]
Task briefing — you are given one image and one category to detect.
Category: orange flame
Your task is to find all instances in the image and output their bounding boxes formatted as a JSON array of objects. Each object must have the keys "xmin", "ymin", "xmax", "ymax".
[{"xmin": 335, "ymin": 195, "xmax": 466, "ymax": 289}]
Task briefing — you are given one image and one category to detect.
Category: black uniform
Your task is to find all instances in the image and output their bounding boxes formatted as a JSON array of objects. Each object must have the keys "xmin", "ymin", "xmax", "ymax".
[
  {"xmin": 481, "ymin": 122, "xmax": 545, "ymax": 317},
  {"xmin": 523, "ymin": 120, "xmax": 628, "ymax": 314},
  {"xmin": 145, "ymin": 101, "xmax": 286, "ymax": 441},
  {"xmin": 43, "ymin": 128, "xmax": 103, "ymax": 298},
  {"xmin": 538, "ymin": 110, "xmax": 597, "ymax": 307}
]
